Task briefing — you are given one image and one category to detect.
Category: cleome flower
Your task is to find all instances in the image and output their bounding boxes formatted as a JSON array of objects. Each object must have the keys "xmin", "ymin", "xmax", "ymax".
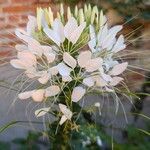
[{"xmin": 10, "ymin": 4, "xmax": 128, "ymax": 126}]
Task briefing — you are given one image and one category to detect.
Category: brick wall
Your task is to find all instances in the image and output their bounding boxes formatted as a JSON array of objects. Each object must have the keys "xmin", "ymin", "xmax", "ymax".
[{"xmin": 0, "ymin": 0, "xmax": 56, "ymax": 59}]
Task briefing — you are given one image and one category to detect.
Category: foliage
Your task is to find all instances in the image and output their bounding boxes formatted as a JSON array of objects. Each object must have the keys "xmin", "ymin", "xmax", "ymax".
[{"xmin": 55, "ymin": 0, "xmax": 150, "ymax": 21}]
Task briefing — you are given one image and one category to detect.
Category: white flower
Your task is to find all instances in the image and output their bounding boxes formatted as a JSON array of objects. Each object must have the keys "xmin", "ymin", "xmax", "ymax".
[
  {"xmin": 44, "ymin": 17, "xmax": 86, "ymax": 46},
  {"xmin": 18, "ymin": 91, "xmax": 34, "ymax": 100},
  {"xmin": 109, "ymin": 62, "xmax": 128, "ymax": 76},
  {"xmin": 71, "ymin": 86, "xmax": 86, "ymax": 102},
  {"xmin": 77, "ymin": 50, "xmax": 103, "ymax": 72},
  {"xmin": 18, "ymin": 89, "xmax": 45, "ymax": 102},
  {"xmin": 10, "ymin": 51, "xmax": 36, "ymax": 70},
  {"xmin": 88, "ymin": 23, "xmax": 123, "ymax": 53},
  {"xmin": 64, "ymin": 17, "xmax": 86, "ymax": 44},
  {"xmin": 63, "ymin": 52, "xmax": 77, "ymax": 69},
  {"xmin": 35, "ymin": 107, "xmax": 50, "ymax": 117},
  {"xmin": 44, "ymin": 19, "xmax": 65, "ymax": 46},
  {"xmin": 45, "ymin": 85, "xmax": 60, "ymax": 97},
  {"xmin": 59, "ymin": 104, "xmax": 73, "ymax": 125},
  {"xmin": 31, "ymin": 89, "xmax": 45, "ymax": 102},
  {"xmin": 83, "ymin": 77, "xmax": 94, "ymax": 87},
  {"xmin": 57, "ymin": 62, "xmax": 72, "ymax": 76}
]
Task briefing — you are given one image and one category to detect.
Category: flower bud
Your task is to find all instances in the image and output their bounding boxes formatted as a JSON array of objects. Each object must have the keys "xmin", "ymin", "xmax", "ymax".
[
  {"xmin": 84, "ymin": 4, "xmax": 88, "ymax": 14},
  {"xmin": 79, "ymin": 9, "xmax": 84, "ymax": 24},
  {"xmin": 91, "ymin": 7, "xmax": 96, "ymax": 24},
  {"xmin": 67, "ymin": 6, "xmax": 72, "ymax": 20},
  {"xmin": 37, "ymin": 7, "xmax": 43, "ymax": 31},
  {"xmin": 60, "ymin": 3, "xmax": 64, "ymax": 17},
  {"xmin": 48, "ymin": 7, "xmax": 54, "ymax": 26},
  {"xmin": 74, "ymin": 5, "xmax": 78, "ymax": 18}
]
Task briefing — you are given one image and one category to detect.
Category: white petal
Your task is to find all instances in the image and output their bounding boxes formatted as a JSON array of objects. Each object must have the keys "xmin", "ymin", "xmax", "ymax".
[
  {"xmin": 59, "ymin": 115, "xmax": 67, "ymax": 125},
  {"xmin": 98, "ymin": 24, "xmax": 108, "ymax": 46},
  {"xmin": 62, "ymin": 76, "xmax": 72, "ymax": 82},
  {"xmin": 17, "ymin": 51, "xmax": 36, "ymax": 67},
  {"xmin": 31, "ymin": 89, "xmax": 45, "ymax": 102},
  {"xmin": 77, "ymin": 51, "xmax": 92, "ymax": 68},
  {"xmin": 52, "ymin": 19, "xmax": 65, "ymax": 42},
  {"xmin": 64, "ymin": 17, "xmax": 78, "ymax": 40},
  {"xmin": 35, "ymin": 107, "xmax": 50, "ymax": 117},
  {"xmin": 71, "ymin": 86, "xmax": 86, "ymax": 102},
  {"xmin": 85, "ymin": 58, "xmax": 103, "ymax": 72},
  {"xmin": 38, "ymin": 73, "xmax": 50, "ymax": 84},
  {"xmin": 92, "ymin": 76, "xmax": 107, "ymax": 87},
  {"xmin": 109, "ymin": 62, "xmax": 128, "ymax": 76},
  {"xmin": 69, "ymin": 22, "xmax": 86, "ymax": 44},
  {"xmin": 57, "ymin": 62, "xmax": 72, "ymax": 76},
  {"xmin": 44, "ymin": 28, "xmax": 61, "ymax": 46},
  {"xmin": 112, "ymin": 35, "xmax": 126, "ymax": 53},
  {"xmin": 28, "ymin": 39, "xmax": 43, "ymax": 57},
  {"xmin": 83, "ymin": 77, "xmax": 94, "ymax": 87},
  {"xmin": 42, "ymin": 46, "xmax": 56, "ymax": 63},
  {"xmin": 10, "ymin": 59, "xmax": 26, "ymax": 69},
  {"xmin": 59, "ymin": 104, "xmax": 72, "ymax": 119},
  {"xmin": 105, "ymin": 87, "xmax": 114, "ymax": 92},
  {"xmin": 27, "ymin": 15, "xmax": 37, "ymax": 35},
  {"xmin": 18, "ymin": 91, "xmax": 33, "ymax": 100},
  {"xmin": 45, "ymin": 85, "xmax": 60, "ymax": 97},
  {"xmin": 25, "ymin": 68, "xmax": 37, "ymax": 78},
  {"xmin": 48, "ymin": 66, "xmax": 58, "ymax": 75},
  {"xmin": 63, "ymin": 52, "xmax": 77, "ymax": 69},
  {"xmin": 15, "ymin": 44, "xmax": 28, "ymax": 52},
  {"xmin": 110, "ymin": 77, "xmax": 123, "ymax": 86},
  {"xmin": 15, "ymin": 29, "xmax": 30, "ymax": 42}
]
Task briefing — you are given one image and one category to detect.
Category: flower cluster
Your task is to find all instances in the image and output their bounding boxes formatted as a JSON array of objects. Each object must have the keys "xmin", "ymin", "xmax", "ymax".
[{"xmin": 10, "ymin": 4, "xmax": 128, "ymax": 125}]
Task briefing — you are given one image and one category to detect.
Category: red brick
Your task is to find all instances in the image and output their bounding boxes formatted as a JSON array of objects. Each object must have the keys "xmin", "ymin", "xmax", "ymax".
[
  {"xmin": 8, "ymin": 15, "xmax": 20, "ymax": 22},
  {"xmin": 3, "ymin": 5, "xmax": 36, "ymax": 13},
  {"xmin": 11, "ymin": 0, "xmax": 37, "ymax": 3},
  {"xmin": 0, "ymin": 0, "xmax": 8, "ymax": 4}
]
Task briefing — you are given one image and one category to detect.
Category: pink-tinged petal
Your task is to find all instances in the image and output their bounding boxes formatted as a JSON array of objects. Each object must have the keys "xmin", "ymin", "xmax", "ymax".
[
  {"xmin": 62, "ymin": 76, "xmax": 72, "ymax": 82},
  {"xmin": 57, "ymin": 62, "xmax": 72, "ymax": 76},
  {"xmin": 10, "ymin": 59, "xmax": 26, "ymax": 69},
  {"xmin": 45, "ymin": 52, "xmax": 55, "ymax": 63},
  {"xmin": 110, "ymin": 77, "xmax": 124, "ymax": 86},
  {"xmin": 109, "ymin": 62, "xmax": 128, "ymax": 76},
  {"xmin": 25, "ymin": 68, "xmax": 37, "ymax": 78},
  {"xmin": 28, "ymin": 39, "xmax": 43, "ymax": 57},
  {"xmin": 59, "ymin": 115, "xmax": 67, "ymax": 125},
  {"xmin": 18, "ymin": 91, "xmax": 33, "ymax": 99},
  {"xmin": 77, "ymin": 51, "xmax": 92, "ymax": 68},
  {"xmin": 83, "ymin": 77, "xmax": 94, "ymax": 87},
  {"xmin": 92, "ymin": 76, "xmax": 107, "ymax": 87},
  {"xmin": 69, "ymin": 22, "xmax": 86, "ymax": 44},
  {"xmin": 35, "ymin": 107, "xmax": 50, "ymax": 117},
  {"xmin": 42, "ymin": 46, "xmax": 56, "ymax": 63},
  {"xmin": 15, "ymin": 29, "xmax": 29, "ymax": 42},
  {"xmin": 48, "ymin": 66, "xmax": 58, "ymax": 75},
  {"xmin": 45, "ymin": 85, "xmax": 60, "ymax": 97},
  {"xmin": 85, "ymin": 58, "xmax": 103, "ymax": 72},
  {"xmin": 31, "ymin": 89, "xmax": 45, "ymax": 102},
  {"xmin": 63, "ymin": 52, "xmax": 77, "ymax": 69},
  {"xmin": 71, "ymin": 86, "xmax": 86, "ymax": 102},
  {"xmin": 15, "ymin": 44, "xmax": 28, "ymax": 52},
  {"xmin": 38, "ymin": 73, "xmax": 50, "ymax": 84},
  {"xmin": 17, "ymin": 51, "xmax": 36, "ymax": 67},
  {"xmin": 59, "ymin": 104, "xmax": 72, "ymax": 119}
]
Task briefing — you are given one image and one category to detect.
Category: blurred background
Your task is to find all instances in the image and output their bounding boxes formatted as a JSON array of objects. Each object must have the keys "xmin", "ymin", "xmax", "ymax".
[{"xmin": 0, "ymin": 0, "xmax": 150, "ymax": 149}]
